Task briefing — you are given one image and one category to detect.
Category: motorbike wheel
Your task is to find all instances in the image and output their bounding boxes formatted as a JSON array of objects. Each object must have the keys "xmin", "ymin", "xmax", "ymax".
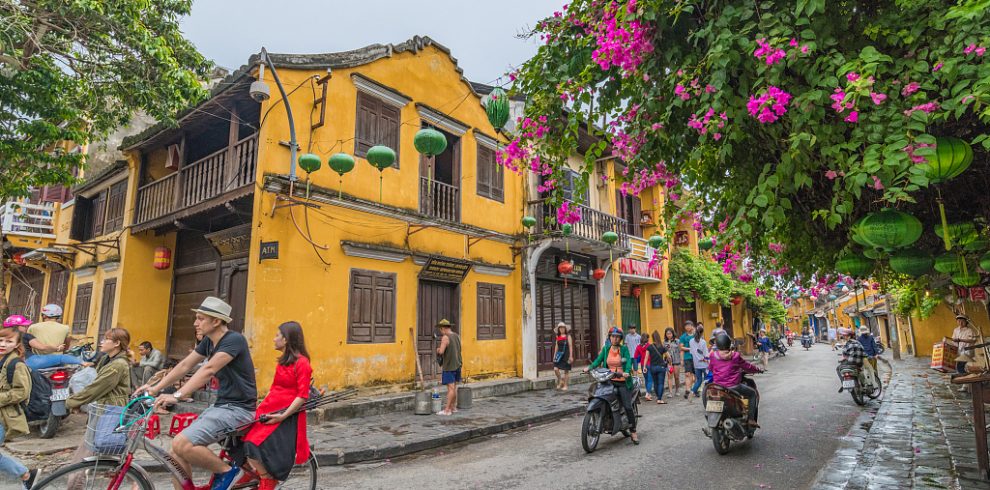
[
  {"xmin": 851, "ymin": 386, "xmax": 866, "ymax": 406},
  {"xmin": 581, "ymin": 409, "xmax": 603, "ymax": 453},
  {"xmin": 39, "ymin": 414, "xmax": 61, "ymax": 439},
  {"xmin": 867, "ymin": 376, "xmax": 883, "ymax": 400},
  {"xmin": 712, "ymin": 427, "xmax": 731, "ymax": 455}
]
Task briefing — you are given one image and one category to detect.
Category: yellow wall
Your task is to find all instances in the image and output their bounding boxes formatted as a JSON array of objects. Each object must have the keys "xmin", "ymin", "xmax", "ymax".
[{"xmin": 907, "ymin": 301, "xmax": 990, "ymax": 357}]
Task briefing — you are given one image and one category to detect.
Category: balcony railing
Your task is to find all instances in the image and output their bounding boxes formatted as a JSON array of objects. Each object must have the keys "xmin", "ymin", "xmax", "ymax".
[
  {"xmin": 1, "ymin": 202, "xmax": 55, "ymax": 238},
  {"xmin": 527, "ymin": 200, "xmax": 629, "ymax": 249},
  {"xmin": 135, "ymin": 134, "xmax": 258, "ymax": 225},
  {"xmin": 420, "ymin": 177, "xmax": 460, "ymax": 222},
  {"xmin": 627, "ymin": 235, "xmax": 660, "ymax": 261}
]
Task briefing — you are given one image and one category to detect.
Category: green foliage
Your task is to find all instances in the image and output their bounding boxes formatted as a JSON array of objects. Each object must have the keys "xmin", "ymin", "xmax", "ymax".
[
  {"xmin": 890, "ymin": 277, "xmax": 942, "ymax": 319},
  {"xmin": 668, "ymin": 249, "xmax": 732, "ymax": 305},
  {"xmin": 513, "ymin": 0, "xmax": 990, "ymax": 277},
  {"xmin": 0, "ymin": 0, "xmax": 212, "ymax": 198}
]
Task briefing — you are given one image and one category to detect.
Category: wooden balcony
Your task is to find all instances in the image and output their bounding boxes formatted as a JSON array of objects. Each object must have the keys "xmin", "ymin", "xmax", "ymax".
[
  {"xmin": 419, "ymin": 177, "xmax": 460, "ymax": 222},
  {"xmin": 135, "ymin": 134, "xmax": 258, "ymax": 226},
  {"xmin": 1, "ymin": 202, "xmax": 55, "ymax": 239},
  {"xmin": 527, "ymin": 200, "xmax": 629, "ymax": 250}
]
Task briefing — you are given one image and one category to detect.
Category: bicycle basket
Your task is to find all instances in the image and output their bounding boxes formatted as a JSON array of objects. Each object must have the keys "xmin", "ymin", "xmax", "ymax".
[{"xmin": 84, "ymin": 403, "xmax": 145, "ymax": 456}]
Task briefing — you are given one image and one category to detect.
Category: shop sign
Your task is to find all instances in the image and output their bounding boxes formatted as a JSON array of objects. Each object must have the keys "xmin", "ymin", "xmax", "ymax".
[
  {"xmin": 259, "ymin": 241, "xmax": 279, "ymax": 262},
  {"xmin": 419, "ymin": 256, "xmax": 472, "ymax": 283},
  {"xmin": 651, "ymin": 294, "xmax": 663, "ymax": 309},
  {"xmin": 970, "ymin": 287, "xmax": 988, "ymax": 302},
  {"xmin": 674, "ymin": 230, "xmax": 690, "ymax": 247},
  {"xmin": 618, "ymin": 258, "xmax": 661, "ymax": 279},
  {"xmin": 205, "ymin": 224, "xmax": 252, "ymax": 260}
]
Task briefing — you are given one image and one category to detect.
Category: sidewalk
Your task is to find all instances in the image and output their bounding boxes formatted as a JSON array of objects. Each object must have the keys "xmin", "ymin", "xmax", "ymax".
[{"xmin": 812, "ymin": 357, "xmax": 989, "ymax": 490}]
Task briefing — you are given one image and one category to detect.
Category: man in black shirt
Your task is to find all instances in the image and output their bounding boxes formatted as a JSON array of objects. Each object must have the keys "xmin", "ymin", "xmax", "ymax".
[{"xmin": 138, "ymin": 297, "xmax": 256, "ymax": 490}]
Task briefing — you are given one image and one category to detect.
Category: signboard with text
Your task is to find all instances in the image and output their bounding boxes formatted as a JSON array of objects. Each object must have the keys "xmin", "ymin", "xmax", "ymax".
[{"xmin": 419, "ymin": 256, "xmax": 472, "ymax": 283}]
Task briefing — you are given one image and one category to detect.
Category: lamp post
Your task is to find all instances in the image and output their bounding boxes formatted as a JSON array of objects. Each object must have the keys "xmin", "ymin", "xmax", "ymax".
[{"xmin": 251, "ymin": 47, "xmax": 299, "ymax": 182}]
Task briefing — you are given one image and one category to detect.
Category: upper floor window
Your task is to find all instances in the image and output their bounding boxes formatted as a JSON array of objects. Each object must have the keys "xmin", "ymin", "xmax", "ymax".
[
  {"xmin": 561, "ymin": 169, "xmax": 589, "ymax": 206},
  {"xmin": 354, "ymin": 92, "xmax": 401, "ymax": 167},
  {"xmin": 476, "ymin": 143, "xmax": 503, "ymax": 202},
  {"xmin": 70, "ymin": 179, "xmax": 127, "ymax": 241}
]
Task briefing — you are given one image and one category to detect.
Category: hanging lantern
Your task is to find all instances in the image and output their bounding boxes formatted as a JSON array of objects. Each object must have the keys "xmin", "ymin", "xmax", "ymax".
[
  {"xmin": 922, "ymin": 137, "xmax": 974, "ymax": 250},
  {"xmin": 849, "ymin": 222, "xmax": 872, "ymax": 248},
  {"xmin": 980, "ymin": 251, "xmax": 990, "ymax": 272},
  {"xmin": 934, "ymin": 254, "xmax": 963, "ymax": 275},
  {"xmin": 522, "ymin": 216, "xmax": 537, "ymax": 228},
  {"xmin": 328, "ymin": 153, "xmax": 355, "ymax": 198},
  {"xmin": 952, "ymin": 271, "xmax": 981, "ymax": 287},
  {"xmin": 12, "ymin": 252, "xmax": 25, "ymax": 266},
  {"xmin": 888, "ymin": 249, "xmax": 933, "ymax": 277},
  {"xmin": 631, "ymin": 286, "xmax": 642, "ymax": 298},
  {"xmin": 485, "ymin": 87, "xmax": 511, "ymax": 134},
  {"xmin": 856, "ymin": 209, "xmax": 923, "ymax": 251},
  {"xmin": 592, "ymin": 268, "xmax": 607, "ymax": 281},
  {"xmin": 413, "ymin": 128, "xmax": 448, "ymax": 157},
  {"xmin": 964, "ymin": 237, "xmax": 990, "ymax": 252},
  {"xmin": 648, "ymin": 234, "xmax": 665, "ymax": 250},
  {"xmin": 835, "ymin": 253, "xmax": 874, "ymax": 278},
  {"xmin": 731, "ymin": 296, "xmax": 743, "ymax": 305},
  {"xmin": 153, "ymin": 246, "xmax": 172, "ymax": 270},
  {"xmin": 562, "ymin": 224, "xmax": 573, "ymax": 236},
  {"xmin": 934, "ymin": 222, "xmax": 978, "ymax": 249},
  {"xmin": 366, "ymin": 145, "xmax": 397, "ymax": 203},
  {"xmin": 298, "ymin": 153, "xmax": 322, "ymax": 174},
  {"xmin": 698, "ymin": 238, "xmax": 714, "ymax": 251},
  {"xmin": 558, "ymin": 259, "xmax": 574, "ymax": 288},
  {"xmin": 601, "ymin": 231, "xmax": 619, "ymax": 262}
]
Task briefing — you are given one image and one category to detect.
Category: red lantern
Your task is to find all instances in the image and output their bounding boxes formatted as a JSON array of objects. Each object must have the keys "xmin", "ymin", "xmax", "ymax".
[
  {"xmin": 731, "ymin": 296, "xmax": 743, "ymax": 305},
  {"xmin": 592, "ymin": 268, "xmax": 607, "ymax": 281},
  {"xmin": 631, "ymin": 286, "xmax": 642, "ymax": 298},
  {"xmin": 153, "ymin": 246, "xmax": 172, "ymax": 270},
  {"xmin": 12, "ymin": 252, "xmax": 24, "ymax": 266},
  {"xmin": 557, "ymin": 260, "xmax": 574, "ymax": 276}
]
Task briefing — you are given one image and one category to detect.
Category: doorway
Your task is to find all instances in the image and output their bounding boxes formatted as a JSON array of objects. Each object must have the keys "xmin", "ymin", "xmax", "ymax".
[
  {"xmin": 672, "ymin": 298, "xmax": 698, "ymax": 334},
  {"xmin": 417, "ymin": 280, "xmax": 459, "ymax": 380},
  {"xmin": 419, "ymin": 126, "xmax": 461, "ymax": 222},
  {"xmin": 621, "ymin": 296, "xmax": 641, "ymax": 331},
  {"xmin": 720, "ymin": 305, "xmax": 735, "ymax": 338}
]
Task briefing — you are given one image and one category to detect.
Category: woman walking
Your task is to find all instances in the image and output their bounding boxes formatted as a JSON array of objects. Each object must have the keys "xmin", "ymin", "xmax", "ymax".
[
  {"xmin": 552, "ymin": 322, "xmax": 573, "ymax": 390},
  {"xmin": 757, "ymin": 330, "xmax": 772, "ymax": 372},
  {"xmin": 688, "ymin": 326, "xmax": 709, "ymax": 399},
  {"xmin": 242, "ymin": 321, "xmax": 313, "ymax": 490},
  {"xmin": 634, "ymin": 336, "xmax": 652, "ymax": 400},
  {"xmin": 645, "ymin": 331, "xmax": 669, "ymax": 404},
  {"xmin": 663, "ymin": 328, "xmax": 682, "ymax": 398}
]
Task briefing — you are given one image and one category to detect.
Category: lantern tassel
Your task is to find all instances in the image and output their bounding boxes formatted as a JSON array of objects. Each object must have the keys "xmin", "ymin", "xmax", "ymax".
[
  {"xmin": 566, "ymin": 237, "xmax": 569, "ymax": 254},
  {"xmin": 339, "ymin": 175, "xmax": 343, "ymax": 199},
  {"xmin": 379, "ymin": 174, "xmax": 384, "ymax": 204},
  {"xmin": 306, "ymin": 178, "xmax": 311, "ymax": 199},
  {"xmin": 937, "ymin": 192, "xmax": 951, "ymax": 251}
]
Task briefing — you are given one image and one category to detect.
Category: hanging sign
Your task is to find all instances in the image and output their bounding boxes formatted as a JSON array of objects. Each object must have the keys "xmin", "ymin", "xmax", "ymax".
[
  {"xmin": 674, "ymin": 231, "xmax": 690, "ymax": 248},
  {"xmin": 205, "ymin": 224, "xmax": 252, "ymax": 260},
  {"xmin": 259, "ymin": 241, "xmax": 279, "ymax": 262},
  {"xmin": 970, "ymin": 287, "xmax": 988, "ymax": 302},
  {"xmin": 419, "ymin": 256, "xmax": 472, "ymax": 283}
]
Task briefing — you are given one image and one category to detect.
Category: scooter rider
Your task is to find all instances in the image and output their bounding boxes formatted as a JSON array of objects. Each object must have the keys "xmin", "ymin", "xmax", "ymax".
[
  {"xmin": 584, "ymin": 327, "xmax": 638, "ymax": 444},
  {"xmin": 708, "ymin": 334, "xmax": 763, "ymax": 427},
  {"xmin": 836, "ymin": 327, "xmax": 865, "ymax": 391}
]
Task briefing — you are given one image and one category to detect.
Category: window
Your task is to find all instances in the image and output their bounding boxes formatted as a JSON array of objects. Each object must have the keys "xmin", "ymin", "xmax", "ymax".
[
  {"xmin": 615, "ymin": 193, "xmax": 642, "ymax": 236},
  {"xmin": 354, "ymin": 92, "xmax": 401, "ymax": 166},
  {"xmin": 347, "ymin": 269, "xmax": 396, "ymax": 343},
  {"xmin": 72, "ymin": 283, "xmax": 93, "ymax": 335},
  {"xmin": 561, "ymin": 169, "xmax": 589, "ymax": 205},
  {"xmin": 476, "ymin": 144, "xmax": 503, "ymax": 202},
  {"xmin": 98, "ymin": 278, "xmax": 117, "ymax": 337},
  {"xmin": 69, "ymin": 179, "xmax": 128, "ymax": 241},
  {"xmin": 46, "ymin": 268, "xmax": 70, "ymax": 307},
  {"xmin": 477, "ymin": 282, "xmax": 506, "ymax": 340},
  {"xmin": 104, "ymin": 180, "xmax": 127, "ymax": 232}
]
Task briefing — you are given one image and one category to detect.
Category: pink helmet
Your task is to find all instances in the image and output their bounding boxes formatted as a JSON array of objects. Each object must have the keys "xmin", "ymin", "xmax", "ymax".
[{"xmin": 2, "ymin": 315, "xmax": 31, "ymax": 328}]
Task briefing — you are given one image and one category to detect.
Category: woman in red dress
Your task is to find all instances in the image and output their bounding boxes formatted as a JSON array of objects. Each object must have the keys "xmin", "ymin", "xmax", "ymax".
[{"xmin": 243, "ymin": 321, "xmax": 312, "ymax": 489}]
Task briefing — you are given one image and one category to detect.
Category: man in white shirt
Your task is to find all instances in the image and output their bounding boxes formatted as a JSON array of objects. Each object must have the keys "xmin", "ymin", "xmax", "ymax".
[
  {"xmin": 26, "ymin": 304, "xmax": 82, "ymax": 370},
  {"xmin": 952, "ymin": 315, "xmax": 980, "ymax": 391}
]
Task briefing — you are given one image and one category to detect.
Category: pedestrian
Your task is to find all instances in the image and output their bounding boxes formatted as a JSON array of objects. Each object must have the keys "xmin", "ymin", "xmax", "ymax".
[
  {"xmin": 139, "ymin": 296, "xmax": 258, "ymax": 490},
  {"xmin": 645, "ymin": 331, "xmax": 669, "ymax": 404},
  {"xmin": 857, "ymin": 327, "xmax": 880, "ymax": 389},
  {"xmin": 131, "ymin": 341, "xmax": 164, "ymax": 388},
  {"xmin": 663, "ymin": 328, "xmax": 682, "ymax": 397},
  {"xmin": 828, "ymin": 325, "xmax": 838, "ymax": 350},
  {"xmin": 242, "ymin": 321, "xmax": 312, "ymax": 490},
  {"xmin": 625, "ymin": 326, "xmax": 642, "ymax": 369},
  {"xmin": 757, "ymin": 330, "xmax": 772, "ymax": 371},
  {"xmin": 0, "ymin": 318, "xmax": 40, "ymax": 489},
  {"xmin": 552, "ymin": 322, "xmax": 573, "ymax": 391},
  {"xmin": 689, "ymin": 326, "xmax": 709, "ymax": 399},
  {"xmin": 25, "ymin": 304, "xmax": 83, "ymax": 370},
  {"xmin": 436, "ymin": 319, "xmax": 462, "ymax": 416},
  {"xmin": 680, "ymin": 321, "xmax": 696, "ymax": 399},
  {"xmin": 634, "ymin": 336, "xmax": 652, "ymax": 400},
  {"xmin": 585, "ymin": 327, "xmax": 638, "ymax": 444},
  {"xmin": 952, "ymin": 315, "xmax": 980, "ymax": 392}
]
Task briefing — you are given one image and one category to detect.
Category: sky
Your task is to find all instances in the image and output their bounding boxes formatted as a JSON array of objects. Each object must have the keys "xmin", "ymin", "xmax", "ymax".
[{"xmin": 180, "ymin": 0, "xmax": 560, "ymax": 86}]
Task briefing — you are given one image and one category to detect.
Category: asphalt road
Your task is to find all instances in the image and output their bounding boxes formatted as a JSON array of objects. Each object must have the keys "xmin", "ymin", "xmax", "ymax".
[{"xmin": 149, "ymin": 343, "xmax": 876, "ymax": 489}]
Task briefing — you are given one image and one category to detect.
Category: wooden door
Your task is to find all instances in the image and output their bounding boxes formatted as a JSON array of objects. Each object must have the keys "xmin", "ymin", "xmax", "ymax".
[
  {"xmin": 219, "ymin": 259, "xmax": 248, "ymax": 332},
  {"xmin": 98, "ymin": 278, "xmax": 117, "ymax": 337},
  {"xmin": 536, "ymin": 281, "xmax": 597, "ymax": 370},
  {"xmin": 672, "ymin": 298, "xmax": 697, "ymax": 334},
  {"xmin": 168, "ymin": 268, "xmax": 215, "ymax": 360},
  {"xmin": 721, "ymin": 305, "xmax": 735, "ymax": 338},
  {"xmin": 46, "ymin": 268, "xmax": 70, "ymax": 308},
  {"xmin": 8, "ymin": 267, "xmax": 44, "ymax": 318},
  {"xmin": 417, "ymin": 280, "xmax": 459, "ymax": 380}
]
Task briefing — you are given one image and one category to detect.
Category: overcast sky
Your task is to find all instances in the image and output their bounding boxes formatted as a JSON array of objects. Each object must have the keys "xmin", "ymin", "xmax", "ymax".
[{"xmin": 180, "ymin": 0, "xmax": 559, "ymax": 85}]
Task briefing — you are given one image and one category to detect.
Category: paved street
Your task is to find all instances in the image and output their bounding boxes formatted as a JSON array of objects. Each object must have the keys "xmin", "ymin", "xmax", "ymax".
[{"xmin": 143, "ymin": 343, "xmax": 878, "ymax": 489}]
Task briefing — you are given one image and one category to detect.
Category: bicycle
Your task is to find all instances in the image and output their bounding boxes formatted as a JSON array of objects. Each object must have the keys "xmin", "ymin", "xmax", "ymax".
[{"xmin": 33, "ymin": 396, "xmax": 318, "ymax": 490}]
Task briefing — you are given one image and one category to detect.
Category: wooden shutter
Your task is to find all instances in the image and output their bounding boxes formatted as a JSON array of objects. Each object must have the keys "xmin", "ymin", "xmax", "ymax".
[
  {"xmin": 491, "ymin": 150, "xmax": 504, "ymax": 201},
  {"xmin": 477, "ymin": 144, "xmax": 491, "ymax": 199},
  {"xmin": 98, "ymin": 278, "xmax": 117, "ymax": 337},
  {"xmin": 630, "ymin": 195, "xmax": 642, "ymax": 236},
  {"xmin": 348, "ymin": 269, "xmax": 396, "ymax": 344},
  {"xmin": 46, "ymin": 268, "xmax": 70, "ymax": 307},
  {"xmin": 354, "ymin": 92, "xmax": 379, "ymax": 157},
  {"xmin": 90, "ymin": 190, "xmax": 107, "ymax": 238},
  {"xmin": 379, "ymin": 103, "xmax": 400, "ymax": 168},
  {"xmin": 69, "ymin": 195, "xmax": 92, "ymax": 241},
  {"xmin": 71, "ymin": 283, "xmax": 93, "ymax": 334},
  {"xmin": 104, "ymin": 180, "xmax": 127, "ymax": 232},
  {"xmin": 477, "ymin": 283, "xmax": 505, "ymax": 340}
]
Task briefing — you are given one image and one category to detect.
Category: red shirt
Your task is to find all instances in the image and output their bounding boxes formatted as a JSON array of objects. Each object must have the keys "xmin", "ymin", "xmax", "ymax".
[{"xmin": 243, "ymin": 356, "xmax": 312, "ymax": 463}]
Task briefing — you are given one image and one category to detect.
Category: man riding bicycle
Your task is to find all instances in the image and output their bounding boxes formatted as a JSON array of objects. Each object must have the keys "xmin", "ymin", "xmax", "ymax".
[{"xmin": 136, "ymin": 297, "xmax": 257, "ymax": 490}]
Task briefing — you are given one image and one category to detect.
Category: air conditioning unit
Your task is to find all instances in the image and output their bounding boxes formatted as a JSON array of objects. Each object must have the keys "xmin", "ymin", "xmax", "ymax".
[{"xmin": 165, "ymin": 144, "xmax": 181, "ymax": 170}]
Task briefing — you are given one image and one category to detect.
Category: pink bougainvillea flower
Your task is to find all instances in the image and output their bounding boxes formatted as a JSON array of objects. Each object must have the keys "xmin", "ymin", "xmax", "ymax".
[
  {"xmin": 903, "ymin": 101, "xmax": 940, "ymax": 117},
  {"xmin": 846, "ymin": 72, "xmax": 860, "ymax": 82},
  {"xmin": 713, "ymin": 132, "xmax": 722, "ymax": 141},
  {"xmin": 933, "ymin": 62, "xmax": 943, "ymax": 72},
  {"xmin": 675, "ymin": 84, "xmax": 691, "ymax": 101},
  {"xmin": 962, "ymin": 95, "xmax": 975, "ymax": 104},
  {"xmin": 556, "ymin": 200, "xmax": 582, "ymax": 225},
  {"xmin": 789, "ymin": 38, "xmax": 798, "ymax": 47},
  {"xmin": 870, "ymin": 92, "xmax": 887, "ymax": 105},
  {"xmin": 977, "ymin": 47, "xmax": 987, "ymax": 56},
  {"xmin": 901, "ymin": 82, "xmax": 921, "ymax": 96},
  {"xmin": 825, "ymin": 170, "xmax": 838, "ymax": 180},
  {"xmin": 871, "ymin": 175, "xmax": 884, "ymax": 190},
  {"xmin": 964, "ymin": 44, "xmax": 977, "ymax": 55},
  {"xmin": 747, "ymin": 86, "xmax": 792, "ymax": 124},
  {"xmin": 753, "ymin": 38, "xmax": 786, "ymax": 65},
  {"xmin": 590, "ymin": 1, "xmax": 654, "ymax": 77},
  {"xmin": 844, "ymin": 110, "xmax": 859, "ymax": 123},
  {"xmin": 830, "ymin": 88, "xmax": 847, "ymax": 113},
  {"xmin": 800, "ymin": 45, "xmax": 809, "ymax": 54}
]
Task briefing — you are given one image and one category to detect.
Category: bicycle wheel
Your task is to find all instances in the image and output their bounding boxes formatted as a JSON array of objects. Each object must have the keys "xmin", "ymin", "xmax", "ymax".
[
  {"xmin": 34, "ymin": 459, "xmax": 152, "ymax": 490},
  {"xmin": 276, "ymin": 454, "xmax": 319, "ymax": 490}
]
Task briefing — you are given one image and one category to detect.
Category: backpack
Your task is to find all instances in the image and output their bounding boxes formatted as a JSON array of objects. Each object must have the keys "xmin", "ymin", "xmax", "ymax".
[{"xmin": 5, "ymin": 358, "xmax": 51, "ymax": 422}]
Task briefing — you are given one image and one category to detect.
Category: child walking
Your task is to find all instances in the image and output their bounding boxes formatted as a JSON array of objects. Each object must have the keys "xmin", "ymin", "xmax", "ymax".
[{"xmin": 0, "ymin": 316, "xmax": 40, "ymax": 489}]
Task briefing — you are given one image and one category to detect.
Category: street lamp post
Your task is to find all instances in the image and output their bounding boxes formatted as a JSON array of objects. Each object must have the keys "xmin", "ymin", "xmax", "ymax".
[{"xmin": 251, "ymin": 47, "xmax": 299, "ymax": 182}]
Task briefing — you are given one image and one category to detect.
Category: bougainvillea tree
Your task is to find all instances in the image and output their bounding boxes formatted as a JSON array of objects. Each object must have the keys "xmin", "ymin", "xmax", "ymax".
[{"xmin": 506, "ymin": 0, "xmax": 990, "ymax": 282}]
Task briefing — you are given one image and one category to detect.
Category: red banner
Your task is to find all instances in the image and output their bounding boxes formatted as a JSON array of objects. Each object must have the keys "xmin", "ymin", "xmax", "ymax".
[
  {"xmin": 619, "ymin": 258, "xmax": 662, "ymax": 279},
  {"xmin": 971, "ymin": 287, "xmax": 988, "ymax": 302}
]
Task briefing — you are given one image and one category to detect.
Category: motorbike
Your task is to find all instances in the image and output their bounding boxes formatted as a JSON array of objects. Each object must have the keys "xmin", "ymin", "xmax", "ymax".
[
  {"xmin": 786, "ymin": 332, "xmax": 794, "ymax": 347},
  {"xmin": 837, "ymin": 361, "xmax": 882, "ymax": 406},
  {"xmin": 801, "ymin": 334, "xmax": 813, "ymax": 350},
  {"xmin": 581, "ymin": 368, "xmax": 640, "ymax": 453},
  {"xmin": 33, "ymin": 364, "xmax": 83, "ymax": 438},
  {"xmin": 702, "ymin": 375, "xmax": 760, "ymax": 454},
  {"xmin": 876, "ymin": 341, "xmax": 886, "ymax": 355},
  {"xmin": 772, "ymin": 337, "xmax": 787, "ymax": 357}
]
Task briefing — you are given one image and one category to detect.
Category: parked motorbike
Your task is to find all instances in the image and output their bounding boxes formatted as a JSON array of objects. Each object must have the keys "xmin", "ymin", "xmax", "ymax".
[
  {"xmin": 772, "ymin": 337, "xmax": 787, "ymax": 357},
  {"xmin": 33, "ymin": 365, "xmax": 82, "ymax": 438},
  {"xmin": 702, "ymin": 375, "xmax": 760, "ymax": 455},
  {"xmin": 837, "ymin": 362, "xmax": 882, "ymax": 406},
  {"xmin": 801, "ymin": 334, "xmax": 813, "ymax": 350},
  {"xmin": 65, "ymin": 339, "xmax": 97, "ymax": 362},
  {"xmin": 876, "ymin": 341, "xmax": 886, "ymax": 355},
  {"xmin": 581, "ymin": 368, "xmax": 640, "ymax": 453}
]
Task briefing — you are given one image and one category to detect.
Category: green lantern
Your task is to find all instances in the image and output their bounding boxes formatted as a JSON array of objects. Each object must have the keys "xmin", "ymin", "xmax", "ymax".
[
  {"xmin": 485, "ymin": 87, "xmax": 511, "ymax": 133},
  {"xmin": 835, "ymin": 253, "xmax": 874, "ymax": 277},
  {"xmin": 863, "ymin": 248, "xmax": 882, "ymax": 260},
  {"xmin": 298, "ymin": 153, "xmax": 322, "ymax": 174},
  {"xmin": 648, "ymin": 234, "xmax": 665, "ymax": 249},
  {"xmin": 924, "ymin": 137, "xmax": 974, "ymax": 184},
  {"xmin": 857, "ymin": 209, "xmax": 923, "ymax": 251},
  {"xmin": 562, "ymin": 223, "xmax": 572, "ymax": 236},
  {"xmin": 888, "ymin": 249, "xmax": 933, "ymax": 277},
  {"xmin": 328, "ymin": 153, "xmax": 355, "ymax": 198},
  {"xmin": 413, "ymin": 128, "xmax": 447, "ymax": 156},
  {"xmin": 602, "ymin": 231, "xmax": 619, "ymax": 262},
  {"xmin": 965, "ymin": 237, "xmax": 989, "ymax": 252},
  {"xmin": 366, "ymin": 145, "xmax": 396, "ymax": 203},
  {"xmin": 980, "ymin": 251, "xmax": 990, "ymax": 272},
  {"xmin": 934, "ymin": 222, "xmax": 978, "ymax": 248},
  {"xmin": 521, "ymin": 216, "xmax": 537, "ymax": 228},
  {"xmin": 698, "ymin": 238, "xmax": 714, "ymax": 251},
  {"xmin": 934, "ymin": 254, "xmax": 963, "ymax": 275},
  {"xmin": 849, "ymin": 221, "xmax": 872, "ymax": 248},
  {"xmin": 952, "ymin": 271, "xmax": 981, "ymax": 287}
]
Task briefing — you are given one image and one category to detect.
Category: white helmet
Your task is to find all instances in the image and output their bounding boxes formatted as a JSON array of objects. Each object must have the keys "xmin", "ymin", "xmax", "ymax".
[{"xmin": 41, "ymin": 304, "xmax": 63, "ymax": 318}]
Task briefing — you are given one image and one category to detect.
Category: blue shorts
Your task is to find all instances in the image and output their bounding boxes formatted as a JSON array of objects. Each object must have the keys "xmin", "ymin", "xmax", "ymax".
[{"xmin": 441, "ymin": 369, "xmax": 461, "ymax": 385}]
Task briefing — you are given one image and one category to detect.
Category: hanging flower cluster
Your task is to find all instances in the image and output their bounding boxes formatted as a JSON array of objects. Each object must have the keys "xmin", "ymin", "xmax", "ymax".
[
  {"xmin": 903, "ymin": 142, "xmax": 935, "ymax": 164},
  {"xmin": 590, "ymin": 0, "xmax": 654, "ymax": 77},
  {"xmin": 619, "ymin": 161, "xmax": 680, "ymax": 196},
  {"xmin": 747, "ymin": 86, "xmax": 792, "ymax": 123},
  {"xmin": 687, "ymin": 107, "xmax": 728, "ymax": 140},
  {"xmin": 556, "ymin": 200, "xmax": 582, "ymax": 224},
  {"xmin": 753, "ymin": 38, "xmax": 787, "ymax": 65},
  {"xmin": 497, "ymin": 116, "xmax": 551, "ymax": 174}
]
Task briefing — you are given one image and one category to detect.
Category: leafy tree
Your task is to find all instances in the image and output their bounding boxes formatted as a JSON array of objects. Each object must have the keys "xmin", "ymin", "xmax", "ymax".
[{"xmin": 508, "ymin": 0, "xmax": 990, "ymax": 279}]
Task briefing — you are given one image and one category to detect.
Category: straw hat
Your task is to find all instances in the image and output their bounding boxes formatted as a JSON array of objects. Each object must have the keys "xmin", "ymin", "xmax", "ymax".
[
  {"xmin": 191, "ymin": 296, "xmax": 233, "ymax": 323},
  {"xmin": 437, "ymin": 319, "xmax": 454, "ymax": 329}
]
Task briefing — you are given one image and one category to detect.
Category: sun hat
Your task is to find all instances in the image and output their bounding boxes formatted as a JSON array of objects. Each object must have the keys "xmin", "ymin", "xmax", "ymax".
[
  {"xmin": 41, "ymin": 304, "xmax": 63, "ymax": 318},
  {"xmin": 191, "ymin": 296, "xmax": 233, "ymax": 323},
  {"xmin": 437, "ymin": 319, "xmax": 454, "ymax": 329},
  {"xmin": 859, "ymin": 326, "xmax": 870, "ymax": 335}
]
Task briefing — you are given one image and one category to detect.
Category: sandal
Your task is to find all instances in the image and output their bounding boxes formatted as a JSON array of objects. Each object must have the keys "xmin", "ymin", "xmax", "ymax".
[
  {"xmin": 657, "ymin": 400, "xmax": 667, "ymax": 404},
  {"xmin": 631, "ymin": 433, "xmax": 640, "ymax": 445}
]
